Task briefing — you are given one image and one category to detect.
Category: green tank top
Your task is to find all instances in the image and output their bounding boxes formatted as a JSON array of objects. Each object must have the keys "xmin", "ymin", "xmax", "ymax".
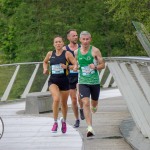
[{"xmin": 77, "ymin": 45, "xmax": 100, "ymax": 84}]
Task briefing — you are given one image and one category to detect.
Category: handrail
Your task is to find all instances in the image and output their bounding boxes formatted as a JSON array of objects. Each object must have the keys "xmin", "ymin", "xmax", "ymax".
[
  {"xmin": 0, "ymin": 60, "xmax": 116, "ymax": 101},
  {"xmin": 106, "ymin": 57, "xmax": 150, "ymax": 139},
  {"xmin": 105, "ymin": 56, "xmax": 150, "ymax": 62},
  {"xmin": 0, "ymin": 62, "xmax": 43, "ymax": 67}
]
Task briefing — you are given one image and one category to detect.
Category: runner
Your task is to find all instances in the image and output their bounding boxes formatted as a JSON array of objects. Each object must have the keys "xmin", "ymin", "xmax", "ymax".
[
  {"xmin": 74, "ymin": 31, "xmax": 105, "ymax": 137},
  {"xmin": 43, "ymin": 35, "xmax": 77, "ymax": 133},
  {"xmin": 63, "ymin": 29, "xmax": 84, "ymax": 128}
]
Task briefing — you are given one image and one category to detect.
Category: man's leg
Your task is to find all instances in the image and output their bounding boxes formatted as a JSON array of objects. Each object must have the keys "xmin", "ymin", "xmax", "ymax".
[
  {"xmin": 91, "ymin": 100, "xmax": 98, "ymax": 113},
  {"xmin": 82, "ymin": 97, "xmax": 92, "ymax": 126},
  {"xmin": 82, "ymin": 97, "xmax": 95, "ymax": 137},
  {"xmin": 79, "ymin": 84, "xmax": 95, "ymax": 137},
  {"xmin": 77, "ymin": 83, "xmax": 85, "ymax": 120},
  {"xmin": 90, "ymin": 84, "xmax": 100, "ymax": 113},
  {"xmin": 70, "ymin": 89, "xmax": 79, "ymax": 120},
  {"xmin": 70, "ymin": 89, "xmax": 80, "ymax": 127}
]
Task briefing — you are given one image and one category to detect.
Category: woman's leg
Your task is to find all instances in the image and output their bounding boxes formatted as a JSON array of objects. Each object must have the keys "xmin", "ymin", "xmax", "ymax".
[
  {"xmin": 49, "ymin": 84, "xmax": 60, "ymax": 121},
  {"xmin": 60, "ymin": 90, "xmax": 69, "ymax": 120}
]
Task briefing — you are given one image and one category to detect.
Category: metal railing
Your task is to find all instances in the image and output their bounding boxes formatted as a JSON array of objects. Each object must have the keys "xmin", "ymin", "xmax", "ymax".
[
  {"xmin": 106, "ymin": 56, "xmax": 150, "ymax": 139},
  {"xmin": 0, "ymin": 61, "xmax": 116, "ymax": 101},
  {"xmin": 0, "ymin": 57, "xmax": 150, "ymax": 139}
]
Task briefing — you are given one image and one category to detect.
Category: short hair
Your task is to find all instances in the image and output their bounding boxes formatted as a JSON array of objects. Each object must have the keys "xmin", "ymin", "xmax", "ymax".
[
  {"xmin": 80, "ymin": 31, "xmax": 91, "ymax": 38},
  {"xmin": 67, "ymin": 29, "xmax": 77, "ymax": 36}
]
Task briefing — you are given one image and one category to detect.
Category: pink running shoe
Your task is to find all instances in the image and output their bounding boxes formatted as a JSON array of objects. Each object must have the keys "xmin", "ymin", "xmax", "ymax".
[
  {"xmin": 51, "ymin": 122, "xmax": 58, "ymax": 133},
  {"xmin": 60, "ymin": 117, "xmax": 67, "ymax": 133}
]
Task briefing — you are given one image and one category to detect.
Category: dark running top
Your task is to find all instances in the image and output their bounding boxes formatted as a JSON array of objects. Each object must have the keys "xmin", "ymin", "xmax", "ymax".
[
  {"xmin": 66, "ymin": 44, "xmax": 80, "ymax": 57},
  {"xmin": 66, "ymin": 44, "xmax": 80, "ymax": 77},
  {"xmin": 49, "ymin": 50, "xmax": 68, "ymax": 77}
]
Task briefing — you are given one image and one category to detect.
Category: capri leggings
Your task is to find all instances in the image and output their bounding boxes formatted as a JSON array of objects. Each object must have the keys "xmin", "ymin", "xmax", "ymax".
[{"xmin": 79, "ymin": 84, "xmax": 100, "ymax": 101}]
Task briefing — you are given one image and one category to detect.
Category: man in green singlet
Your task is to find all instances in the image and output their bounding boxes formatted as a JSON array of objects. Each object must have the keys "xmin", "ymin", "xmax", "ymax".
[{"xmin": 74, "ymin": 31, "xmax": 105, "ymax": 137}]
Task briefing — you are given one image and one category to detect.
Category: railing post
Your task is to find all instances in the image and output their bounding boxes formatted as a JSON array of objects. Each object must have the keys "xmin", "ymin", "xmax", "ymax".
[
  {"xmin": 21, "ymin": 64, "xmax": 40, "ymax": 98},
  {"xmin": 107, "ymin": 61, "xmax": 148, "ymax": 137},
  {"xmin": 1, "ymin": 65, "xmax": 20, "ymax": 101},
  {"xmin": 41, "ymin": 75, "xmax": 50, "ymax": 92}
]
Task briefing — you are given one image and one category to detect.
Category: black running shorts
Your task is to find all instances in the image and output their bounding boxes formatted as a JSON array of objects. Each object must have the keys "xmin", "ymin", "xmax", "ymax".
[
  {"xmin": 79, "ymin": 84, "xmax": 100, "ymax": 101},
  {"xmin": 68, "ymin": 76, "xmax": 78, "ymax": 89},
  {"xmin": 48, "ymin": 76, "xmax": 69, "ymax": 91}
]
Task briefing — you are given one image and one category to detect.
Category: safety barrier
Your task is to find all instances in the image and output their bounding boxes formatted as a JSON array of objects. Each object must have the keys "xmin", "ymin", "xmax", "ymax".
[
  {"xmin": 0, "ymin": 61, "xmax": 116, "ymax": 101},
  {"xmin": 0, "ymin": 57, "xmax": 150, "ymax": 140},
  {"xmin": 106, "ymin": 57, "xmax": 150, "ymax": 139}
]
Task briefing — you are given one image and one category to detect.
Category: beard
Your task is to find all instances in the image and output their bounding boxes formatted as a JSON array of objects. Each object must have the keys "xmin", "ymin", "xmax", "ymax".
[{"xmin": 72, "ymin": 40, "xmax": 78, "ymax": 44}]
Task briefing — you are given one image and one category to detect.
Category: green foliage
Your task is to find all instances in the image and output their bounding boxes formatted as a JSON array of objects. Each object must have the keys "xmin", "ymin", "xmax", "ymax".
[
  {"xmin": 105, "ymin": 0, "xmax": 150, "ymax": 56},
  {"xmin": 0, "ymin": 65, "xmax": 16, "ymax": 97},
  {"xmin": 1, "ymin": 0, "xmax": 150, "ymax": 100},
  {"xmin": 0, "ymin": 0, "xmax": 149, "ymax": 64}
]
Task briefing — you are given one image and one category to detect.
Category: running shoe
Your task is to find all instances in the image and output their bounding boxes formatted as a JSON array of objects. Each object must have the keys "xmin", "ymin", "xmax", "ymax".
[
  {"xmin": 91, "ymin": 106, "xmax": 97, "ymax": 113},
  {"xmin": 73, "ymin": 119, "xmax": 80, "ymax": 128},
  {"xmin": 87, "ymin": 126, "xmax": 95, "ymax": 137},
  {"xmin": 60, "ymin": 117, "xmax": 67, "ymax": 133},
  {"xmin": 51, "ymin": 122, "xmax": 58, "ymax": 133},
  {"xmin": 80, "ymin": 109, "xmax": 85, "ymax": 120}
]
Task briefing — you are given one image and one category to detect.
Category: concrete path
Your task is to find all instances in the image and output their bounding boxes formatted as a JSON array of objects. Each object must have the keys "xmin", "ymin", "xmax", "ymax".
[
  {"xmin": 0, "ymin": 88, "xmax": 134, "ymax": 150},
  {"xmin": 67, "ymin": 88, "xmax": 133, "ymax": 150},
  {"xmin": 0, "ymin": 102, "xmax": 82, "ymax": 150}
]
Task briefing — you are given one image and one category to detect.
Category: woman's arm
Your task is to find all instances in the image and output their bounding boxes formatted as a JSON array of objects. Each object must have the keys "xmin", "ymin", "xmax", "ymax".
[
  {"xmin": 65, "ymin": 51, "xmax": 78, "ymax": 71},
  {"xmin": 43, "ymin": 51, "xmax": 52, "ymax": 74}
]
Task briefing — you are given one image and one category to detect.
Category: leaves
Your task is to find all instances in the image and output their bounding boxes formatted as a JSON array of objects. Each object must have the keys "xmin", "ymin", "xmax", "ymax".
[{"xmin": 0, "ymin": 0, "xmax": 149, "ymax": 64}]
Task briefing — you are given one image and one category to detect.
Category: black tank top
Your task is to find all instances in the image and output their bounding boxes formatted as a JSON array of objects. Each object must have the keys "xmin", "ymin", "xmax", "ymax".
[
  {"xmin": 66, "ymin": 44, "xmax": 80, "ymax": 77},
  {"xmin": 49, "ymin": 50, "xmax": 68, "ymax": 77},
  {"xmin": 66, "ymin": 44, "xmax": 80, "ymax": 58}
]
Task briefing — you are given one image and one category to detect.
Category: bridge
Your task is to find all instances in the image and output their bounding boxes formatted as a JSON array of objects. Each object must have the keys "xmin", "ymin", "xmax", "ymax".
[{"xmin": 0, "ymin": 22, "xmax": 150, "ymax": 150}]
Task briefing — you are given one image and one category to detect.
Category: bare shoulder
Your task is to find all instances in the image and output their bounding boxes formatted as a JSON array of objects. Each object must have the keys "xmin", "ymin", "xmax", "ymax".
[
  {"xmin": 44, "ymin": 51, "xmax": 52, "ymax": 61},
  {"xmin": 74, "ymin": 49, "xmax": 78, "ymax": 56},
  {"xmin": 92, "ymin": 46, "xmax": 105, "ymax": 68},
  {"xmin": 62, "ymin": 46, "xmax": 67, "ymax": 50},
  {"xmin": 65, "ymin": 50, "xmax": 73, "ymax": 59},
  {"xmin": 92, "ymin": 46, "xmax": 101, "ymax": 53},
  {"xmin": 47, "ymin": 51, "xmax": 52, "ymax": 57},
  {"xmin": 92, "ymin": 46, "xmax": 102, "ymax": 57}
]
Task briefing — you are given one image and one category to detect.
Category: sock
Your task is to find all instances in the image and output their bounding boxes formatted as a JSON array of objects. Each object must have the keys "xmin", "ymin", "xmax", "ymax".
[
  {"xmin": 88, "ymin": 125, "xmax": 92, "ymax": 129},
  {"xmin": 54, "ymin": 119, "xmax": 57, "ymax": 123}
]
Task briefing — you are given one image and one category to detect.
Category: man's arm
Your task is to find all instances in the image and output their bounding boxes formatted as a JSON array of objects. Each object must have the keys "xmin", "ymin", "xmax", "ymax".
[{"xmin": 91, "ymin": 47, "xmax": 105, "ymax": 70}]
